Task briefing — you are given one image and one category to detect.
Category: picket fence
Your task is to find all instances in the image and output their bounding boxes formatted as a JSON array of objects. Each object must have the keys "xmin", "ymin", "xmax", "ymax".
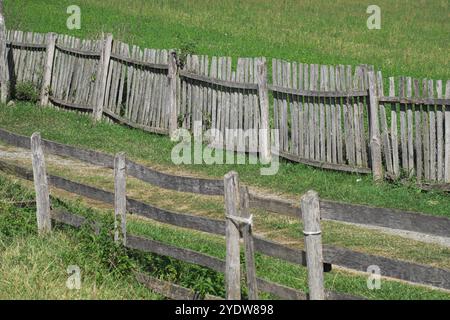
[{"xmin": 1, "ymin": 29, "xmax": 450, "ymax": 186}]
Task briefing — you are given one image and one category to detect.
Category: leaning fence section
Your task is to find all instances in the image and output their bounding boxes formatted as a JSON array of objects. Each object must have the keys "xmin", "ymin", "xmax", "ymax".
[
  {"xmin": 104, "ymin": 41, "xmax": 170, "ymax": 133},
  {"xmin": 178, "ymin": 55, "xmax": 262, "ymax": 152},
  {"xmin": 271, "ymin": 60, "xmax": 372, "ymax": 173},
  {"xmin": 377, "ymin": 74, "xmax": 450, "ymax": 183},
  {"xmin": 5, "ymin": 30, "xmax": 47, "ymax": 93},
  {"xmin": 50, "ymin": 34, "xmax": 102, "ymax": 110}
]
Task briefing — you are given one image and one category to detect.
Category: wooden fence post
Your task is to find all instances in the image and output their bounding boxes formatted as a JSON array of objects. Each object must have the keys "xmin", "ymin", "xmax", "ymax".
[
  {"xmin": 239, "ymin": 186, "xmax": 258, "ymax": 300},
  {"xmin": 0, "ymin": 2, "xmax": 8, "ymax": 103},
  {"xmin": 257, "ymin": 58, "xmax": 271, "ymax": 163},
  {"xmin": 368, "ymin": 70, "xmax": 383, "ymax": 181},
  {"xmin": 223, "ymin": 171, "xmax": 241, "ymax": 300},
  {"xmin": 300, "ymin": 190, "xmax": 324, "ymax": 300},
  {"xmin": 114, "ymin": 152, "xmax": 127, "ymax": 245},
  {"xmin": 31, "ymin": 132, "xmax": 51, "ymax": 234},
  {"xmin": 40, "ymin": 32, "xmax": 56, "ymax": 106},
  {"xmin": 93, "ymin": 33, "xmax": 113, "ymax": 122},
  {"xmin": 168, "ymin": 50, "xmax": 178, "ymax": 140},
  {"xmin": 445, "ymin": 80, "xmax": 450, "ymax": 183}
]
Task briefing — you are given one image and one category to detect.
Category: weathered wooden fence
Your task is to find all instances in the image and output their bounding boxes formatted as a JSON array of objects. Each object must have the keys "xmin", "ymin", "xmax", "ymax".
[
  {"xmin": 376, "ymin": 73, "xmax": 450, "ymax": 183},
  {"xmin": 0, "ymin": 128, "xmax": 449, "ymax": 296},
  {"xmin": 1, "ymin": 28, "xmax": 450, "ymax": 186},
  {"xmin": 270, "ymin": 60, "xmax": 372, "ymax": 174}
]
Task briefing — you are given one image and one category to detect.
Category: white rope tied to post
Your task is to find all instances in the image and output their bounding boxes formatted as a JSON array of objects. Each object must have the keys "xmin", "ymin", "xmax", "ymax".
[
  {"xmin": 303, "ymin": 230, "xmax": 322, "ymax": 236},
  {"xmin": 226, "ymin": 214, "xmax": 253, "ymax": 228}
]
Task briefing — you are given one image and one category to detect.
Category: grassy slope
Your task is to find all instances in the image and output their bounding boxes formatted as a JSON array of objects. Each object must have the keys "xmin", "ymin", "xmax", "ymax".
[
  {"xmin": 1, "ymin": 103, "xmax": 449, "ymax": 218},
  {"xmin": 1, "ymin": 173, "xmax": 449, "ymax": 300},
  {"xmin": 0, "ymin": 177, "xmax": 161, "ymax": 299},
  {"xmin": 4, "ymin": 0, "xmax": 450, "ymax": 80}
]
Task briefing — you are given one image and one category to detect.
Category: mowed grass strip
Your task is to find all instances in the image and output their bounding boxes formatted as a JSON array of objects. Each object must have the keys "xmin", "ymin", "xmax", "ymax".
[
  {"xmin": 1, "ymin": 140, "xmax": 449, "ymax": 270},
  {"xmin": 0, "ymin": 103, "xmax": 449, "ymax": 219}
]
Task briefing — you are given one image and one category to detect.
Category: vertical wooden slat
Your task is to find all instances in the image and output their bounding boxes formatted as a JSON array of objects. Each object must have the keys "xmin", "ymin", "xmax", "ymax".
[
  {"xmin": 257, "ymin": 59, "xmax": 270, "ymax": 163},
  {"xmin": 298, "ymin": 63, "xmax": 305, "ymax": 157},
  {"xmin": 319, "ymin": 65, "xmax": 326, "ymax": 162},
  {"xmin": 422, "ymin": 80, "xmax": 430, "ymax": 180},
  {"xmin": 377, "ymin": 71, "xmax": 393, "ymax": 174},
  {"xmin": 445, "ymin": 80, "xmax": 450, "ymax": 183},
  {"xmin": 301, "ymin": 190, "xmax": 324, "ymax": 300},
  {"xmin": 168, "ymin": 50, "xmax": 178, "ymax": 139},
  {"xmin": 390, "ymin": 77, "xmax": 400, "ymax": 177},
  {"xmin": 0, "ymin": 7, "xmax": 8, "ymax": 103},
  {"xmin": 31, "ymin": 132, "xmax": 51, "ymax": 234},
  {"xmin": 399, "ymin": 77, "xmax": 408, "ymax": 173},
  {"xmin": 368, "ymin": 71, "xmax": 383, "ymax": 180},
  {"xmin": 406, "ymin": 77, "xmax": 414, "ymax": 176},
  {"xmin": 413, "ymin": 79, "xmax": 423, "ymax": 181},
  {"xmin": 94, "ymin": 34, "xmax": 113, "ymax": 121},
  {"xmin": 428, "ymin": 79, "xmax": 436, "ymax": 181},
  {"xmin": 353, "ymin": 67, "xmax": 363, "ymax": 166},
  {"xmin": 436, "ymin": 80, "xmax": 444, "ymax": 182},
  {"xmin": 40, "ymin": 33, "xmax": 56, "ymax": 106}
]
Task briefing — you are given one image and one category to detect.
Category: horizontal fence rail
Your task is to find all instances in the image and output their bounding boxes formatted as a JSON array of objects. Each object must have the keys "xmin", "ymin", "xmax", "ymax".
[
  {"xmin": 0, "ymin": 127, "xmax": 448, "ymax": 236},
  {"xmin": 0, "ymin": 159, "xmax": 449, "ymax": 291},
  {"xmin": 0, "ymin": 127, "xmax": 224, "ymax": 195}
]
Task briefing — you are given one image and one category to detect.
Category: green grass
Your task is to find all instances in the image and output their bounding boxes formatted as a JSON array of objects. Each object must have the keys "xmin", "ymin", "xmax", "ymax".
[
  {"xmin": 4, "ymin": 0, "xmax": 450, "ymax": 80},
  {"xmin": 1, "ymin": 102, "xmax": 449, "ymax": 219},
  {"xmin": 1, "ymin": 173, "xmax": 449, "ymax": 300}
]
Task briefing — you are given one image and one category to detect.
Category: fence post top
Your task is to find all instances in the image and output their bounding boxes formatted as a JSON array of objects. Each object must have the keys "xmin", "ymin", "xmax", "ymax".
[
  {"xmin": 224, "ymin": 171, "xmax": 238, "ymax": 180},
  {"xmin": 31, "ymin": 132, "xmax": 41, "ymax": 140},
  {"xmin": 301, "ymin": 190, "xmax": 318, "ymax": 202}
]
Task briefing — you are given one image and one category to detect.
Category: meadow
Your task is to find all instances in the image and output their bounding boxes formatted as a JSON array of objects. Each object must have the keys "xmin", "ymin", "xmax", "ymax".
[
  {"xmin": 4, "ymin": 0, "xmax": 450, "ymax": 80},
  {"xmin": 1, "ymin": 0, "xmax": 450, "ymax": 300}
]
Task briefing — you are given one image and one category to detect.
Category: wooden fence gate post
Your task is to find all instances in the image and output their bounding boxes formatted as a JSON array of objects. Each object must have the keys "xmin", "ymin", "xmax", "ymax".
[
  {"xmin": 114, "ymin": 152, "xmax": 127, "ymax": 245},
  {"xmin": 368, "ymin": 70, "xmax": 383, "ymax": 181},
  {"xmin": 301, "ymin": 190, "xmax": 324, "ymax": 300},
  {"xmin": 93, "ymin": 33, "xmax": 113, "ymax": 122},
  {"xmin": 444, "ymin": 80, "xmax": 450, "ymax": 183},
  {"xmin": 31, "ymin": 132, "xmax": 51, "ymax": 234},
  {"xmin": 257, "ymin": 58, "xmax": 271, "ymax": 163},
  {"xmin": 168, "ymin": 50, "xmax": 178, "ymax": 140},
  {"xmin": 239, "ymin": 186, "xmax": 258, "ymax": 300},
  {"xmin": 40, "ymin": 32, "xmax": 57, "ymax": 106},
  {"xmin": 223, "ymin": 171, "xmax": 241, "ymax": 300},
  {"xmin": 0, "ymin": 2, "xmax": 8, "ymax": 103}
]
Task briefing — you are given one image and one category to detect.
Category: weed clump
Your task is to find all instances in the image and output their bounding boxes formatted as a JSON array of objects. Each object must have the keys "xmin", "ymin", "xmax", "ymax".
[{"xmin": 14, "ymin": 82, "xmax": 39, "ymax": 103}]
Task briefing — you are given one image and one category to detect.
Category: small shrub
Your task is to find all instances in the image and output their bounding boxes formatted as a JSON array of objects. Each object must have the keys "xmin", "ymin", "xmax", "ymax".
[{"xmin": 14, "ymin": 82, "xmax": 39, "ymax": 103}]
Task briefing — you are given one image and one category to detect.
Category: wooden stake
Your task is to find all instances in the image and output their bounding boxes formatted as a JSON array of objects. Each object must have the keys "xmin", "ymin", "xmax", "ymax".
[
  {"xmin": 40, "ymin": 33, "xmax": 57, "ymax": 106},
  {"xmin": 31, "ymin": 132, "xmax": 51, "ymax": 234},
  {"xmin": 301, "ymin": 190, "xmax": 324, "ymax": 300},
  {"xmin": 445, "ymin": 81, "xmax": 450, "ymax": 183},
  {"xmin": 368, "ymin": 71, "xmax": 383, "ymax": 181},
  {"xmin": 257, "ymin": 58, "xmax": 271, "ymax": 163},
  {"xmin": 239, "ymin": 186, "xmax": 258, "ymax": 300},
  {"xmin": 114, "ymin": 152, "xmax": 127, "ymax": 245},
  {"xmin": 224, "ymin": 171, "xmax": 241, "ymax": 300},
  {"xmin": 93, "ymin": 33, "xmax": 113, "ymax": 121},
  {"xmin": 0, "ymin": 2, "xmax": 8, "ymax": 103},
  {"xmin": 168, "ymin": 50, "xmax": 178, "ymax": 140}
]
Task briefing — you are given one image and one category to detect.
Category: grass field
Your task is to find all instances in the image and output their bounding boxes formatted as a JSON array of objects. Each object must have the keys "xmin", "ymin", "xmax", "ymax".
[
  {"xmin": 4, "ymin": 0, "xmax": 450, "ymax": 80},
  {"xmin": 1, "ymin": 0, "xmax": 449, "ymax": 300}
]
